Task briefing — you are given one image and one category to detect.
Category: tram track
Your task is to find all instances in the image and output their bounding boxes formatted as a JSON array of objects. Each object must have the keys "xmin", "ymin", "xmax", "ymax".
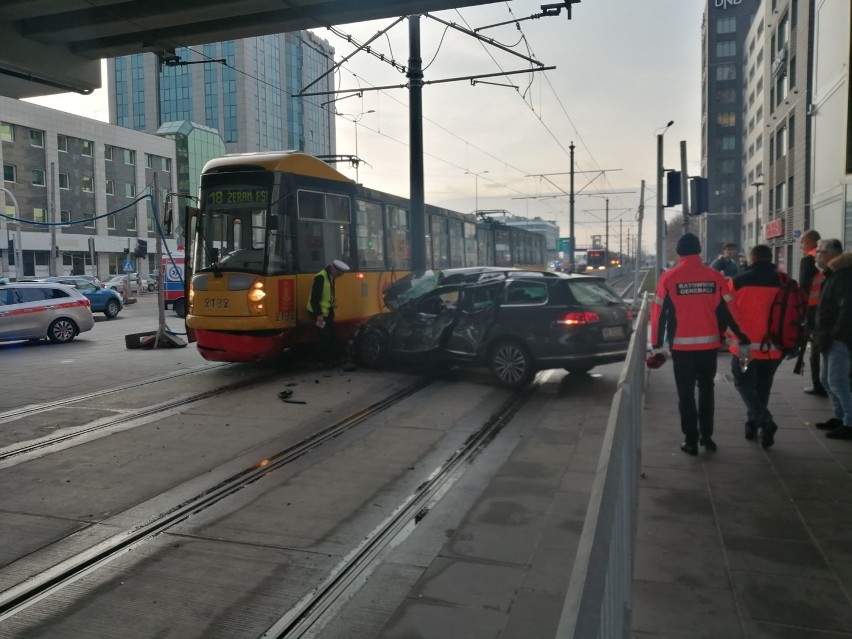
[
  {"xmin": 0, "ymin": 376, "xmax": 437, "ymax": 623},
  {"xmin": 0, "ymin": 372, "xmax": 539, "ymax": 635}
]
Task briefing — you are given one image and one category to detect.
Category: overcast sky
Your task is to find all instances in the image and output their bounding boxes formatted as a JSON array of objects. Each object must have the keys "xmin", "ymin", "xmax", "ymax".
[{"xmin": 26, "ymin": 0, "xmax": 706, "ymax": 253}]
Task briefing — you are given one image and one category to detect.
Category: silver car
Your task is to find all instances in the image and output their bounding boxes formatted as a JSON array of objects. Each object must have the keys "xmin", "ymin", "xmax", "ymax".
[{"xmin": 0, "ymin": 281, "xmax": 95, "ymax": 344}]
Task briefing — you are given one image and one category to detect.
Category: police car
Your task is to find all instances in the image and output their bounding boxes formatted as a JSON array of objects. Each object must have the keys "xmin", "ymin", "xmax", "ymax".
[{"xmin": 0, "ymin": 279, "xmax": 95, "ymax": 344}]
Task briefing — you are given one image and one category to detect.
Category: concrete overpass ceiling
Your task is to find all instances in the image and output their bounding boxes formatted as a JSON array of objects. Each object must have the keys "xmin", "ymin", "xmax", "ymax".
[{"xmin": 0, "ymin": 0, "xmax": 501, "ymax": 98}]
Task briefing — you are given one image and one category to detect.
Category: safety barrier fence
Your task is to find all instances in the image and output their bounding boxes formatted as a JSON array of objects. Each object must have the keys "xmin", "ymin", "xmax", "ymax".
[{"xmin": 555, "ymin": 294, "xmax": 649, "ymax": 639}]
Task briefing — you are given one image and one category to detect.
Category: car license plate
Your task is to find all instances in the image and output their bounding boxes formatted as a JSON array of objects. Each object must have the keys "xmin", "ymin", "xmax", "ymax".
[{"xmin": 602, "ymin": 326, "xmax": 624, "ymax": 340}]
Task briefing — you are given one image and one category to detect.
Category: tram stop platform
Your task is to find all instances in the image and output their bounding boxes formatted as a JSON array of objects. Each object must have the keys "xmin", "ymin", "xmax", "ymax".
[{"xmin": 634, "ymin": 353, "xmax": 852, "ymax": 638}]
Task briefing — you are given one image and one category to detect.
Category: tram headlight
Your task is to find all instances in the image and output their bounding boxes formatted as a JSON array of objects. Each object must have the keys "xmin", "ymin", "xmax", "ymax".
[{"xmin": 247, "ymin": 280, "xmax": 266, "ymax": 314}]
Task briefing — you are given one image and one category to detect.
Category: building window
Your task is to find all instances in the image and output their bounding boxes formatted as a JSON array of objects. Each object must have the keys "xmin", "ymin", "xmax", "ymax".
[
  {"xmin": 717, "ymin": 16, "xmax": 736, "ymax": 34},
  {"xmin": 718, "ymin": 159, "xmax": 736, "ymax": 174},
  {"xmin": 84, "ymin": 214, "xmax": 95, "ymax": 229},
  {"xmin": 716, "ymin": 64, "xmax": 736, "ymax": 81},
  {"xmin": 789, "ymin": 56, "xmax": 796, "ymax": 88},
  {"xmin": 106, "ymin": 179, "xmax": 115, "ymax": 195},
  {"xmin": 107, "ymin": 214, "xmax": 116, "ymax": 230},
  {"xmin": 775, "ymin": 73, "xmax": 788, "ymax": 105},
  {"xmin": 3, "ymin": 164, "xmax": 16, "ymax": 182},
  {"xmin": 788, "ymin": 116, "xmax": 795, "ymax": 152},
  {"xmin": 716, "ymin": 112, "xmax": 736, "ymax": 127},
  {"xmin": 33, "ymin": 208, "xmax": 46, "ymax": 223},
  {"xmin": 146, "ymin": 154, "xmax": 154, "ymax": 169},
  {"xmin": 59, "ymin": 173, "xmax": 70, "ymax": 189},
  {"xmin": 124, "ymin": 149, "xmax": 135, "ymax": 165},
  {"xmin": 125, "ymin": 183, "xmax": 136, "ymax": 198},
  {"xmin": 147, "ymin": 212, "xmax": 155, "ymax": 232},
  {"xmin": 82, "ymin": 176, "xmax": 94, "ymax": 192},
  {"xmin": 57, "ymin": 135, "xmax": 68, "ymax": 152},
  {"xmin": 1, "ymin": 122, "xmax": 13, "ymax": 142},
  {"xmin": 756, "ymin": 105, "xmax": 763, "ymax": 122},
  {"xmin": 105, "ymin": 145, "xmax": 114, "ymax": 161},
  {"xmin": 775, "ymin": 183, "xmax": 786, "ymax": 212},
  {"xmin": 776, "ymin": 125, "xmax": 787, "ymax": 159},
  {"xmin": 81, "ymin": 140, "xmax": 94, "ymax": 157},
  {"xmin": 721, "ymin": 136, "xmax": 736, "ymax": 150},
  {"xmin": 777, "ymin": 13, "xmax": 789, "ymax": 49},
  {"xmin": 127, "ymin": 214, "xmax": 137, "ymax": 231},
  {"xmin": 162, "ymin": 157, "xmax": 171, "ymax": 172},
  {"xmin": 32, "ymin": 169, "xmax": 46, "ymax": 186},
  {"xmin": 61, "ymin": 210, "xmax": 71, "ymax": 223},
  {"xmin": 716, "ymin": 88, "xmax": 736, "ymax": 104},
  {"xmin": 716, "ymin": 40, "xmax": 736, "ymax": 57},
  {"xmin": 788, "ymin": 177, "xmax": 795, "ymax": 207},
  {"xmin": 29, "ymin": 129, "xmax": 44, "ymax": 147},
  {"xmin": 756, "ymin": 135, "xmax": 763, "ymax": 151}
]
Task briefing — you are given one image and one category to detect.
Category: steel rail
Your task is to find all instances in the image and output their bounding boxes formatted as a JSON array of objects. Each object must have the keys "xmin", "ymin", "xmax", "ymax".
[{"xmin": 0, "ymin": 377, "xmax": 435, "ymax": 622}]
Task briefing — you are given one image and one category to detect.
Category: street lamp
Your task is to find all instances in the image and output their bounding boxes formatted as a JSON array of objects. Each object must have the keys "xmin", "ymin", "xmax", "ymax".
[
  {"xmin": 751, "ymin": 178, "xmax": 764, "ymax": 245},
  {"xmin": 655, "ymin": 120, "xmax": 674, "ymax": 276},
  {"xmin": 464, "ymin": 170, "xmax": 489, "ymax": 214},
  {"xmin": 338, "ymin": 109, "xmax": 375, "ymax": 183}
]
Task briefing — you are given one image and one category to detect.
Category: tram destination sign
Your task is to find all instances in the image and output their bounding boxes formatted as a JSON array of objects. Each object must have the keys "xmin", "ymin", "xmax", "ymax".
[{"xmin": 206, "ymin": 187, "xmax": 269, "ymax": 208}]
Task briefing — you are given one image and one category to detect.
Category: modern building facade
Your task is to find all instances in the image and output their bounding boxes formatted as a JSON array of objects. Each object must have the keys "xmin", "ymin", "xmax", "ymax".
[
  {"xmin": 810, "ymin": 0, "xmax": 851, "ymax": 246},
  {"xmin": 107, "ymin": 31, "xmax": 336, "ymax": 157},
  {"xmin": 700, "ymin": 0, "xmax": 757, "ymax": 262},
  {"xmin": 1, "ymin": 97, "xmax": 178, "ymax": 280}
]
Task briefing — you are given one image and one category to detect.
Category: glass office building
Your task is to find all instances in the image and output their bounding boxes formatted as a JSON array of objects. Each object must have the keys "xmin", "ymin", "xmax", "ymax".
[{"xmin": 108, "ymin": 31, "xmax": 336, "ymax": 156}]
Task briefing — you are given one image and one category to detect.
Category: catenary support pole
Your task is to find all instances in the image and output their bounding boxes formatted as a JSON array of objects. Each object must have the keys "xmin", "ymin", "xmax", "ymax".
[
  {"xmin": 633, "ymin": 180, "xmax": 645, "ymax": 301},
  {"xmin": 408, "ymin": 15, "xmax": 426, "ymax": 274},
  {"xmin": 680, "ymin": 140, "xmax": 690, "ymax": 232}
]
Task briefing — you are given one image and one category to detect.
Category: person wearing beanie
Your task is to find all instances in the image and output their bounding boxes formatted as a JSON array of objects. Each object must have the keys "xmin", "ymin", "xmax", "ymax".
[
  {"xmin": 710, "ymin": 242, "xmax": 741, "ymax": 278},
  {"xmin": 650, "ymin": 233, "xmax": 749, "ymax": 455}
]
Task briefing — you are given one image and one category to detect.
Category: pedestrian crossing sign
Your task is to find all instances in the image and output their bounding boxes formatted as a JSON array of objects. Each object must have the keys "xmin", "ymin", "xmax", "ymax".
[{"xmin": 123, "ymin": 259, "xmax": 135, "ymax": 273}]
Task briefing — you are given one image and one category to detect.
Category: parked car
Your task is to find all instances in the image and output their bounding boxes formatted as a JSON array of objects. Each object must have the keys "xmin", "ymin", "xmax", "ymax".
[
  {"xmin": 104, "ymin": 273, "xmax": 146, "ymax": 292},
  {"xmin": 44, "ymin": 277, "xmax": 123, "ymax": 318},
  {"xmin": 0, "ymin": 281, "xmax": 95, "ymax": 344},
  {"xmin": 355, "ymin": 268, "xmax": 633, "ymax": 387}
]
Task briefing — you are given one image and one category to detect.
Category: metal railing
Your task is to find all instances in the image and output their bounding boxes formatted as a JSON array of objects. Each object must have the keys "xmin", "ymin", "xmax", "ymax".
[{"xmin": 555, "ymin": 294, "xmax": 648, "ymax": 639}]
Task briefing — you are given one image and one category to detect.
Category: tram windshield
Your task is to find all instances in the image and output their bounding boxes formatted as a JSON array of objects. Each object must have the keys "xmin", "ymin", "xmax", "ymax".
[{"xmin": 196, "ymin": 181, "xmax": 291, "ymax": 276}]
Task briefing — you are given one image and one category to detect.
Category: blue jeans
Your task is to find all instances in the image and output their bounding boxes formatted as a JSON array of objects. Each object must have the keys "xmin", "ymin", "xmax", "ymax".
[{"xmin": 820, "ymin": 342, "xmax": 852, "ymax": 426}]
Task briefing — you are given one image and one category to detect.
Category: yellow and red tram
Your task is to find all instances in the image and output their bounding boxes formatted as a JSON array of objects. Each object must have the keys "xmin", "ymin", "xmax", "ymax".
[{"xmin": 185, "ymin": 151, "xmax": 545, "ymax": 362}]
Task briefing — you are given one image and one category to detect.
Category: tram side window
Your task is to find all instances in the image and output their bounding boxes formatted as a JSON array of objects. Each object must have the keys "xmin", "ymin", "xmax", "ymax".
[
  {"xmin": 355, "ymin": 199, "xmax": 385, "ymax": 269},
  {"xmin": 448, "ymin": 219, "xmax": 464, "ymax": 268},
  {"xmin": 494, "ymin": 229, "xmax": 512, "ymax": 266},
  {"xmin": 296, "ymin": 189, "xmax": 352, "ymax": 273},
  {"xmin": 463, "ymin": 222, "xmax": 477, "ymax": 267},
  {"xmin": 478, "ymin": 227, "xmax": 494, "ymax": 266},
  {"xmin": 386, "ymin": 205, "xmax": 411, "ymax": 270},
  {"xmin": 431, "ymin": 215, "xmax": 449, "ymax": 269}
]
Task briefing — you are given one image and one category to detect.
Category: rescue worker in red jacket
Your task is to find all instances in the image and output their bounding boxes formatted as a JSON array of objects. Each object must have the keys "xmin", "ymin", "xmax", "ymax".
[
  {"xmin": 798, "ymin": 229, "xmax": 826, "ymax": 395},
  {"xmin": 651, "ymin": 233, "xmax": 748, "ymax": 455},
  {"xmin": 726, "ymin": 244, "xmax": 785, "ymax": 449}
]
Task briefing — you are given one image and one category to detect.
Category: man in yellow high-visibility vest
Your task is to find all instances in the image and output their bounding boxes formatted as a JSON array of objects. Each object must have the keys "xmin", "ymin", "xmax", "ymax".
[{"xmin": 307, "ymin": 259, "xmax": 350, "ymax": 366}]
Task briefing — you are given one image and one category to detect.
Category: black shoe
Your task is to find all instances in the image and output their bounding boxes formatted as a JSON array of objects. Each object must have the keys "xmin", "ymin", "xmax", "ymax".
[
  {"xmin": 826, "ymin": 425, "xmax": 852, "ymax": 440},
  {"xmin": 680, "ymin": 441, "xmax": 698, "ymax": 456},
  {"xmin": 744, "ymin": 422, "xmax": 756, "ymax": 441},
  {"xmin": 804, "ymin": 387, "xmax": 828, "ymax": 397},
  {"xmin": 816, "ymin": 418, "xmax": 842, "ymax": 430},
  {"xmin": 759, "ymin": 423, "xmax": 778, "ymax": 450},
  {"xmin": 699, "ymin": 436, "xmax": 717, "ymax": 452}
]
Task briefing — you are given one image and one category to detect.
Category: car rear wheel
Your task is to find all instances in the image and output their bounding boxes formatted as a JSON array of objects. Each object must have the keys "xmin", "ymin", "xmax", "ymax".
[
  {"xmin": 565, "ymin": 365, "xmax": 593, "ymax": 375},
  {"xmin": 489, "ymin": 339, "xmax": 534, "ymax": 387},
  {"xmin": 357, "ymin": 329, "xmax": 387, "ymax": 368},
  {"xmin": 173, "ymin": 298, "xmax": 186, "ymax": 318},
  {"xmin": 104, "ymin": 299, "xmax": 121, "ymax": 319},
  {"xmin": 48, "ymin": 318, "xmax": 78, "ymax": 344}
]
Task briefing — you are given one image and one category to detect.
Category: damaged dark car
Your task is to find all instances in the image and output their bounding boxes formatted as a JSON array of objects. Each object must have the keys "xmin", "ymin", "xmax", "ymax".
[{"xmin": 355, "ymin": 268, "xmax": 633, "ymax": 387}]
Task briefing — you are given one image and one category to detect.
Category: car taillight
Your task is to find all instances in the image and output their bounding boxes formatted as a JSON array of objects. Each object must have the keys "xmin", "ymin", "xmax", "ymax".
[
  {"xmin": 626, "ymin": 309, "xmax": 634, "ymax": 321},
  {"xmin": 560, "ymin": 311, "xmax": 600, "ymax": 325},
  {"xmin": 82, "ymin": 298, "xmax": 91, "ymax": 307}
]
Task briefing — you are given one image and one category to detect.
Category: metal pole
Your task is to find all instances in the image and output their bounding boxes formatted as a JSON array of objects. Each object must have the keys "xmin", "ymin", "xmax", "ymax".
[
  {"xmin": 604, "ymin": 197, "xmax": 609, "ymax": 279},
  {"xmin": 633, "ymin": 180, "xmax": 645, "ymax": 301},
  {"xmin": 655, "ymin": 133, "xmax": 664, "ymax": 276},
  {"xmin": 153, "ymin": 174, "xmax": 167, "ymax": 346},
  {"xmin": 569, "ymin": 141, "xmax": 575, "ymax": 271},
  {"xmin": 49, "ymin": 162, "xmax": 57, "ymax": 276},
  {"xmin": 408, "ymin": 15, "xmax": 426, "ymax": 274},
  {"xmin": 680, "ymin": 141, "xmax": 690, "ymax": 233}
]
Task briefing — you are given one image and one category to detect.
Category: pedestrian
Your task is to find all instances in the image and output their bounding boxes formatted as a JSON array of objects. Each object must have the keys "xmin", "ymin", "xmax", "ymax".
[
  {"xmin": 306, "ymin": 259, "xmax": 350, "ymax": 367},
  {"xmin": 798, "ymin": 229, "xmax": 826, "ymax": 395},
  {"xmin": 812, "ymin": 240, "xmax": 852, "ymax": 439},
  {"xmin": 726, "ymin": 245, "xmax": 785, "ymax": 448},
  {"xmin": 650, "ymin": 233, "xmax": 749, "ymax": 455},
  {"xmin": 709, "ymin": 242, "xmax": 741, "ymax": 277}
]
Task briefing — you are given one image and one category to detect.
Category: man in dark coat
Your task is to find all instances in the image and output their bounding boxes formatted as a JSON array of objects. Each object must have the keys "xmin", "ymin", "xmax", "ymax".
[
  {"xmin": 710, "ymin": 243, "xmax": 740, "ymax": 278},
  {"xmin": 813, "ymin": 240, "xmax": 852, "ymax": 439},
  {"xmin": 798, "ymin": 229, "xmax": 825, "ymax": 395}
]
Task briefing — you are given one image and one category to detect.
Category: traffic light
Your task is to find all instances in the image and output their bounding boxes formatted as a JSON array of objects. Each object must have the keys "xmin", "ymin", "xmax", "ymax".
[
  {"xmin": 689, "ymin": 177, "xmax": 709, "ymax": 214},
  {"xmin": 134, "ymin": 239, "xmax": 148, "ymax": 258},
  {"xmin": 666, "ymin": 171, "xmax": 682, "ymax": 207}
]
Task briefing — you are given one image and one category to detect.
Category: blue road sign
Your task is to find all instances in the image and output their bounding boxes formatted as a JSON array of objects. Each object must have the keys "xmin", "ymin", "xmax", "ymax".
[{"xmin": 123, "ymin": 259, "xmax": 135, "ymax": 273}]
